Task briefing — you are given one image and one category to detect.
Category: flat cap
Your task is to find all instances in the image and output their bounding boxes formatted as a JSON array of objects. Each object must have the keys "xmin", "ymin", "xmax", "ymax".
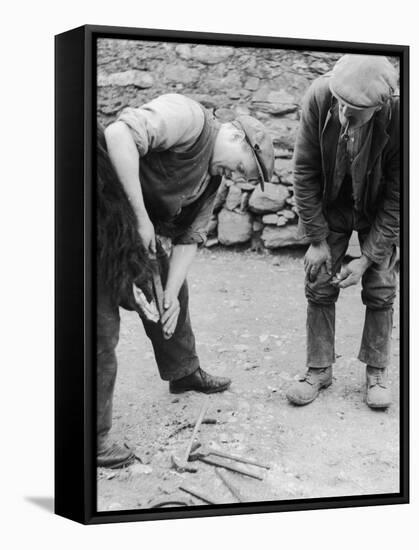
[
  {"xmin": 235, "ymin": 115, "xmax": 274, "ymax": 191},
  {"xmin": 329, "ymin": 54, "xmax": 398, "ymax": 109}
]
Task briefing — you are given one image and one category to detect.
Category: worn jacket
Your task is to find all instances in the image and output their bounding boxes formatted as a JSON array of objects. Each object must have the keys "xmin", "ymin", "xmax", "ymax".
[{"xmin": 293, "ymin": 75, "xmax": 400, "ymax": 264}]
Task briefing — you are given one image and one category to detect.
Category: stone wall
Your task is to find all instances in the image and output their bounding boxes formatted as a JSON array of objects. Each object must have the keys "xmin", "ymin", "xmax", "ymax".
[{"xmin": 97, "ymin": 39, "xmax": 394, "ymax": 250}]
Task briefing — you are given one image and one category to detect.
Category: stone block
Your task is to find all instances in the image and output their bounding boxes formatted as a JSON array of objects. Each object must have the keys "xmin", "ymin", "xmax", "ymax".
[
  {"xmin": 218, "ymin": 209, "xmax": 253, "ymax": 245},
  {"xmin": 165, "ymin": 64, "xmax": 200, "ymax": 85},
  {"xmin": 248, "ymin": 182, "xmax": 290, "ymax": 214},
  {"xmin": 262, "ymin": 224, "xmax": 309, "ymax": 248},
  {"xmin": 225, "ymin": 185, "xmax": 243, "ymax": 210},
  {"xmin": 97, "ymin": 70, "xmax": 154, "ymax": 88},
  {"xmin": 192, "ymin": 45, "xmax": 234, "ymax": 64}
]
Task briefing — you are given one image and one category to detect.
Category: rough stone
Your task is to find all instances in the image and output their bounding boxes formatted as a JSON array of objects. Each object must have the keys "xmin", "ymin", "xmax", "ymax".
[
  {"xmin": 262, "ymin": 224, "xmax": 309, "ymax": 248},
  {"xmin": 265, "ymin": 118, "xmax": 300, "ymax": 150},
  {"xmin": 225, "ymin": 185, "xmax": 243, "ymax": 210},
  {"xmin": 275, "ymin": 148, "xmax": 293, "ymax": 159},
  {"xmin": 207, "ymin": 217, "xmax": 218, "ymax": 236},
  {"xmin": 240, "ymin": 192, "xmax": 250, "ymax": 212},
  {"xmin": 212, "ymin": 179, "xmax": 229, "ymax": 212},
  {"xmin": 251, "ymin": 90, "xmax": 298, "ymax": 115},
  {"xmin": 274, "ymin": 157, "xmax": 294, "ymax": 185},
  {"xmin": 245, "ymin": 77, "xmax": 260, "ymax": 91},
  {"xmin": 251, "ymin": 86, "xmax": 271, "ymax": 102},
  {"xmin": 192, "ymin": 45, "xmax": 234, "ymax": 64},
  {"xmin": 235, "ymin": 105, "xmax": 251, "ymax": 117},
  {"xmin": 215, "ymin": 108, "xmax": 236, "ymax": 122},
  {"xmin": 262, "ymin": 214, "xmax": 279, "ymax": 225},
  {"xmin": 280, "ymin": 209, "xmax": 296, "ymax": 220},
  {"xmin": 175, "ymin": 44, "xmax": 192, "ymax": 60},
  {"xmin": 237, "ymin": 181, "xmax": 258, "ymax": 192},
  {"xmin": 97, "ymin": 70, "xmax": 154, "ymax": 88},
  {"xmin": 205, "ymin": 72, "xmax": 242, "ymax": 92},
  {"xmin": 228, "ymin": 90, "xmax": 242, "ymax": 100},
  {"xmin": 248, "ymin": 182, "xmax": 290, "ymax": 214},
  {"xmin": 187, "ymin": 93, "xmax": 225, "ymax": 110},
  {"xmin": 205, "ymin": 237, "xmax": 219, "ymax": 248},
  {"xmin": 252, "ymin": 220, "xmax": 264, "ymax": 232},
  {"xmin": 165, "ymin": 64, "xmax": 200, "ymax": 85},
  {"xmin": 218, "ymin": 209, "xmax": 253, "ymax": 245}
]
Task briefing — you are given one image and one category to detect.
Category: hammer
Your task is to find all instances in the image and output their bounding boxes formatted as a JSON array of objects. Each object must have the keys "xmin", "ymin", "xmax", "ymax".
[
  {"xmin": 171, "ymin": 401, "xmax": 209, "ymax": 473},
  {"xmin": 189, "ymin": 443, "xmax": 271, "ymax": 470}
]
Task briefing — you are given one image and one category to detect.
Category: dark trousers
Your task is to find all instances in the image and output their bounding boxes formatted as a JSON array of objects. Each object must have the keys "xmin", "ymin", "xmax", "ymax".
[
  {"xmin": 305, "ymin": 205, "xmax": 397, "ymax": 370},
  {"xmin": 96, "ymin": 249, "xmax": 199, "ymax": 444}
]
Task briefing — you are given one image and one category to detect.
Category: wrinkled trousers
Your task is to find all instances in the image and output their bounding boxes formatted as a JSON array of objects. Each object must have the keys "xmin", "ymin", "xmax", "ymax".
[
  {"xmin": 97, "ymin": 248, "xmax": 199, "ymax": 444},
  {"xmin": 305, "ymin": 206, "xmax": 398, "ymax": 370}
]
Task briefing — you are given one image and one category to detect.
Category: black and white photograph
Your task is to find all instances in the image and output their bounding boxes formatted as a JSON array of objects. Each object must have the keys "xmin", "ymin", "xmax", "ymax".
[{"xmin": 94, "ymin": 33, "xmax": 405, "ymax": 514}]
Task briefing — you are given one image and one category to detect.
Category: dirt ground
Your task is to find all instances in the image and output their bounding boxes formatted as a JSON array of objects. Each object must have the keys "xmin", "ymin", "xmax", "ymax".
[{"xmin": 97, "ymin": 247, "xmax": 400, "ymax": 512}]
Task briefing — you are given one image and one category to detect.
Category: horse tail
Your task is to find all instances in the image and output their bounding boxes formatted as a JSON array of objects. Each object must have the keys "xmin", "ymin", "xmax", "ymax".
[{"xmin": 96, "ymin": 123, "xmax": 151, "ymax": 303}]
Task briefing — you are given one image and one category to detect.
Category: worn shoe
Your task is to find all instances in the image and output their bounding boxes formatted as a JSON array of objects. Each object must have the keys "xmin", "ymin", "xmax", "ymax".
[
  {"xmin": 286, "ymin": 367, "xmax": 333, "ymax": 405},
  {"xmin": 366, "ymin": 366, "xmax": 391, "ymax": 409},
  {"xmin": 169, "ymin": 367, "xmax": 231, "ymax": 394},
  {"xmin": 97, "ymin": 439, "xmax": 135, "ymax": 469}
]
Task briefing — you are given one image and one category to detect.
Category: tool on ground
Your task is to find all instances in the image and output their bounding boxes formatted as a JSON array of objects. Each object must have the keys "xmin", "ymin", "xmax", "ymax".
[
  {"xmin": 189, "ymin": 443, "xmax": 270, "ymax": 470},
  {"xmin": 179, "ymin": 483, "xmax": 220, "ymax": 505},
  {"xmin": 148, "ymin": 497, "xmax": 191, "ymax": 508},
  {"xmin": 215, "ymin": 468, "xmax": 246, "ymax": 503},
  {"xmin": 171, "ymin": 401, "xmax": 209, "ymax": 473},
  {"xmin": 189, "ymin": 451, "xmax": 264, "ymax": 480}
]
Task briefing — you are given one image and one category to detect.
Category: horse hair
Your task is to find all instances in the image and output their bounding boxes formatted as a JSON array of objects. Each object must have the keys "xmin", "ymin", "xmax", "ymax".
[{"xmin": 96, "ymin": 124, "xmax": 152, "ymax": 303}]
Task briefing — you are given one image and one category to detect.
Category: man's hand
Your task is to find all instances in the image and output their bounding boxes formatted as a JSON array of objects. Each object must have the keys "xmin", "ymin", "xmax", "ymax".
[
  {"xmin": 138, "ymin": 216, "xmax": 156, "ymax": 255},
  {"xmin": 333, "ymin": 256, "xmax": 372, "ymax": 289},
  {"xmin": 160, "ymin": 290, "xmax": 180, "ymax": 339},
  {"xmin": 304, "ymin": 240, "xmax": 332, "ymax": 282}
]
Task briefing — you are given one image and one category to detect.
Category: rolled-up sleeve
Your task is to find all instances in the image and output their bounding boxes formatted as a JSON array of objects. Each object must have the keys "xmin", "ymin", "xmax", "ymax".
[
  {"xmin": 173, "ymin": 192, "xmax": 216, "ymax": 246},
  {"xmin": 117, "ymin": 93, "xmax": 205, "ymax": 157}
]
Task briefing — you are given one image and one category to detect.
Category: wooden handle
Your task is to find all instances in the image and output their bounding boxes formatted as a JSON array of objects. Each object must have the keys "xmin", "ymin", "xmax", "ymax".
[{"xmin": 183, "ymin": 401, "xmax": 209, "ymax": 463}]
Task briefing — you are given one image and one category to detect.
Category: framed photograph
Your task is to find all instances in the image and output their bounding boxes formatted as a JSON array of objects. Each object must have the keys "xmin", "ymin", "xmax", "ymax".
[{"xmin": 55, "ymin": 24, "xmax": 409, "ymax": 524}]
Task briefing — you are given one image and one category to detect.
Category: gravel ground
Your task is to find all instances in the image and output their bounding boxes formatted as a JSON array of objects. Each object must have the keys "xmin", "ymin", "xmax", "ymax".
[{"xmin": 97, "ymin": 247, "xmax": 400, "ymax": 512}]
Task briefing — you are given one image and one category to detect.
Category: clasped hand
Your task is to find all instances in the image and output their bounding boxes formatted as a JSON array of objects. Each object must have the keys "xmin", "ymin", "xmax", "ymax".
[{"xmin": 305, "ymin": 241, "xmax": 371, "ymax": 288}]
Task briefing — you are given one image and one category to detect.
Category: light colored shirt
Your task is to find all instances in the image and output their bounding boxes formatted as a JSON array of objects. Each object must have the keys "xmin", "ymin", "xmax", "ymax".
[
  {"xmin": 117, "ymin": 93, "xmax": 218, "ymax": 245},
  {"xmin": 118, "ymin": 93, "xmax": 205, "ymax": 156}
]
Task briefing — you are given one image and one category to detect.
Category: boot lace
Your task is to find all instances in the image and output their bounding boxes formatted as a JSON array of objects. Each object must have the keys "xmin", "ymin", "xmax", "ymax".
[
  {"xmin": 301, "ymin": 368, "xmax": 329, "ymax": 386},
  {"xmin": 368, "ymin": 368, "xmax": 387, "ymax": 388}
]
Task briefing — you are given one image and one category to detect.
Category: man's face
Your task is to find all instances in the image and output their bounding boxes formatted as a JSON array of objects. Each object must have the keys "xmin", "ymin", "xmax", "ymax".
[
  {"xmin": 211, "ymin": 134, "xmax": 260, "ymax": 183},
  {"xmin": 337, "ymin": 100, "xmax": 379, "ymax": 130}
]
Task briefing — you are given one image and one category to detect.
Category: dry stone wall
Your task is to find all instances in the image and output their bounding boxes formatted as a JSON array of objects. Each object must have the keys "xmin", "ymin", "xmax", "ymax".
[{"xmin": 97, "ymin": 39, "xmax": 342, "ymax": 249}]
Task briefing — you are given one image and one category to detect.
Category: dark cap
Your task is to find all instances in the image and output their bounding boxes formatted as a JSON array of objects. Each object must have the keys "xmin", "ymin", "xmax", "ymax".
[
  {"xmin": 329, "ymin": 54, "xmax": 398, "ymax": 110},
  {"xmin": 235, "ymin": 115, "xmax": 274, "ymax": 191}
]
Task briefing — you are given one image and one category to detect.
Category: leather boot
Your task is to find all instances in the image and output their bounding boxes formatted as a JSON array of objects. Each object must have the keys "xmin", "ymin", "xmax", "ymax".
[
  {"xmin": 169, "ymin": 367, "xmax": 231, "ymax": 394},
  {"xmin": 97, "ymin": 436, "xmax": 135, "ymax": 469},
  {"xmin": 286, "ymin": 367, "xmax": 333, "ymax": 405},
  {"xmin": 366, "ymin": 366, "xmax": 391, "ymax": 409}
]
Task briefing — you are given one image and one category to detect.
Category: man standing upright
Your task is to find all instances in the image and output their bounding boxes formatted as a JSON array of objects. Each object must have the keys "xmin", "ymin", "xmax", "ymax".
[{"xmin": 286, "ymin": 55, "xmax": 399, "ymax": 409}]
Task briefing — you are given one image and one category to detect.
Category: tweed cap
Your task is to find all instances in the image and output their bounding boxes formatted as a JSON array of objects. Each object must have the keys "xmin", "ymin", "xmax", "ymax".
[{"xmin": 329, "ymin": 54, "xmax": 398, "ymax": 109}]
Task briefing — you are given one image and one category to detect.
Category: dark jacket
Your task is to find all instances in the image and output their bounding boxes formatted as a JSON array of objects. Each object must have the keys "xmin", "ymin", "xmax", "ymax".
[{"xmin": 293, "ymin": 75, "xmax": 400, "ymax": 264}]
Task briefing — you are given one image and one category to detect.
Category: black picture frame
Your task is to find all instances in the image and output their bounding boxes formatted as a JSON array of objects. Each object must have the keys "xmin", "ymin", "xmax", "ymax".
[{"xmin": 55, "ymin": 24, "xmax": 409, "ymax": 525}]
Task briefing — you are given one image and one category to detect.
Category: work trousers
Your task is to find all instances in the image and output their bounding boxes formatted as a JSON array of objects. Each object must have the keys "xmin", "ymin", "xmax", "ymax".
[
  {"xmin": 305, "ymin": 205, "xmax": 398, "ymax": 370},
  {"xmin": 96, "ymin": 248, "xmax": 199, "ymax": 444}
]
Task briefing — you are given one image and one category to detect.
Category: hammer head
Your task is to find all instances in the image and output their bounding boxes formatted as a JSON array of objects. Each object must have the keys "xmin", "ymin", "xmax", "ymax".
[{"xmin": 171, "ymin": 454, "xmax": 198, "ymax": 473}]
